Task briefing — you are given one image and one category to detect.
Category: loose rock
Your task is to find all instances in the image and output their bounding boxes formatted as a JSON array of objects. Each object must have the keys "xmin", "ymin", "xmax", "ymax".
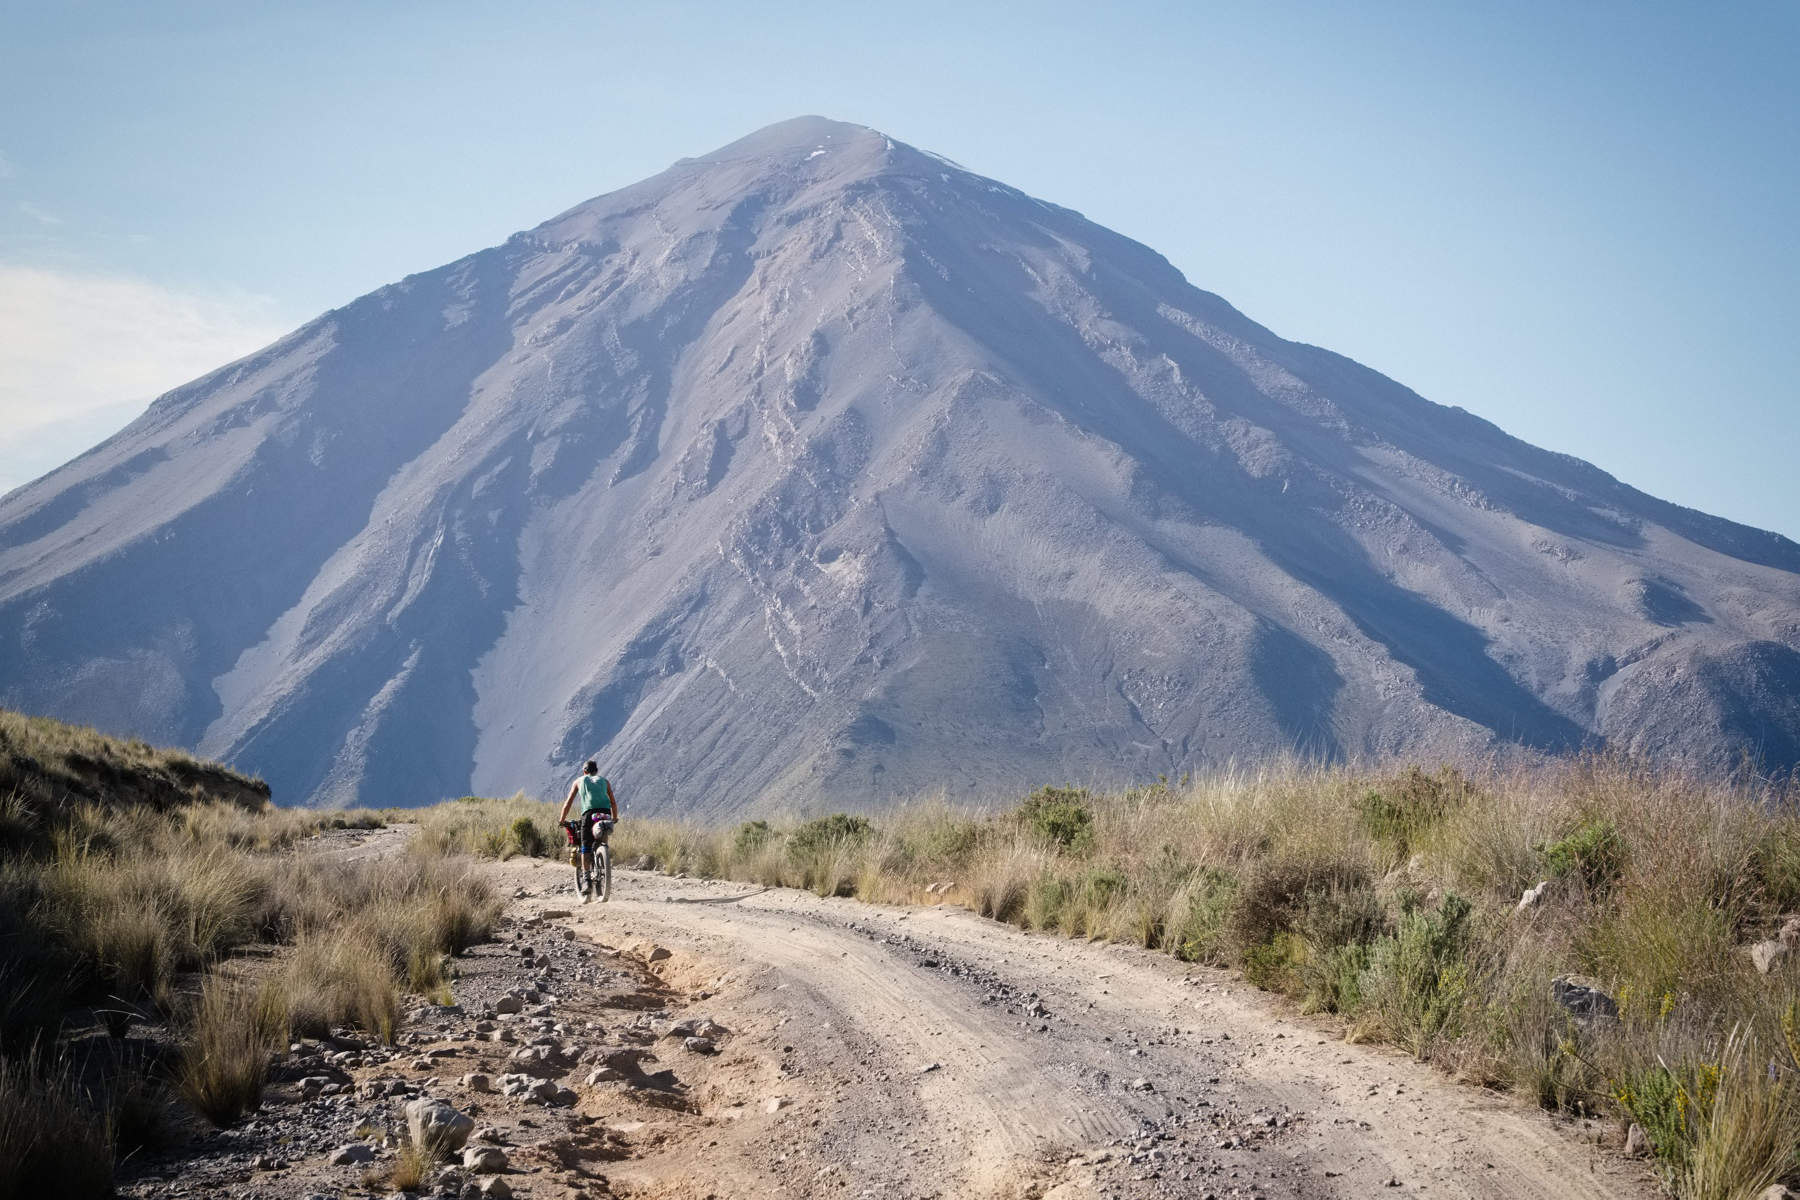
[
  {"xmin": 404, "ymin": 1097, "xmax": 474, "ymax": 1154},
  {"xmin": 1751, "ymin": 939, "xmax": 1790, "ymax": 975},
  {"xmin": 1551, "ymin": 974, "xmax": 1618, "ymax": 1020},
  {"xmin": 462, "ymin": 1146, "xmax": 508, "ymax": 1173}
]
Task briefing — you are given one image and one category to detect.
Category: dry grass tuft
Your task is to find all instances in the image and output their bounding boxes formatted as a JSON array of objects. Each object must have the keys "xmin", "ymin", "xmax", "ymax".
[
  {"xmin": 177, "ymin": 974, "xmax": 286, "ymax": 1125},
  {"xmin": 0, "ymin": 1050, "xmax": 114, "ymax": 1199}
]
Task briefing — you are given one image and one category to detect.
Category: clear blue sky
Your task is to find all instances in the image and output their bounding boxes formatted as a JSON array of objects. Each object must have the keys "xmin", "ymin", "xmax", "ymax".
[{"xmin": 2, "ymin": 1, "xmax": 1795, "ymax": 537}]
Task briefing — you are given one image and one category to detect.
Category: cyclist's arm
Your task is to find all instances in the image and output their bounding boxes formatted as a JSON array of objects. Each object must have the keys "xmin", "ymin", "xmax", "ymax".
[
  {"xmin": 607, "ymin": 780, "xmax": 620, "ymax": 821},
  {"xmin": 558, "ymin": 780, "xmax": 578, "ymax": 823}
]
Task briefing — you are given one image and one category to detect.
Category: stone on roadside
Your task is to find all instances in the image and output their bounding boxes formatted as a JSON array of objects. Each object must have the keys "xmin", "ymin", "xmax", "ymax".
[
  {"xmin": 1751, "ymin": 939, "xmax": 1790, "ymax": 975},
  {"xmin": 1781, "ymin": 916, "xmax": 1800, "ymax": 947},
  {"xmin": 764, "ymin": 1096, "xmax": 787, "ymax": 1114},
  {"xmin": 493, "ymin": 995, "xmax": 524, "ymax": 1015},
  {"xmin": 475, "ymin": 1179, "xmax": 512, "ymax": 1200},
  {"xmin": 1129, "ymin": 1077, "xmax": 1154, "ymax": 1092},
  {"xmin": 462, "ymin": 1073, "xmax": 491, "ymax": 1093},
  {"xmin": 462, "ymin": 1146, "xmax": 508, "ymax": 1173},
  {"xmin": 683, "ymin": 1036, "xmax": 716, "ymax": 1055},
  {"xmin": 328, "ymin": 1143, "xmax": 376, "ymax": 1166},
  {"xmin": 645, "ymin": 945, "xmax": 672, "ymax": 963},
  {"xmin": 1515, "ymin": 880, "xmax": 1550, "ymax": 912},
  {"xmin": 404, "ymin": 1098, "xmax": 474, "ymax": 1154},
  {"xmin": 1758, "ymin": 1187, "xmax": 1798, "ymax": 1200},
  {"xmin": 1625, "ymin": 1122, "xmax": 1650, "ymax": 1158},
  {"xmin": 540, "ymin": 909, "xmax": 571, "ymax": 919},
  {"xmin": 585, "ymin": 1067, "xmax": 624, "ymax": 1085},
  {"xmin": 1551, "ymin": 974, "xmax": 1618, "ymax": 1021}
]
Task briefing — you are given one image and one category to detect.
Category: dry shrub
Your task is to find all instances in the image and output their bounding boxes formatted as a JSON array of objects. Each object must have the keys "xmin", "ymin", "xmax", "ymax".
[
  {"xmin": 283, "ymin": 933, "xmax": 401, "ymax": 1043},
  {"xmin": 178, "ymin": 974, "xmax": 286, "ymax": 1125},
  {"xmin": 408, "ymin": 793, "xmax": 557, "ymax": 860}
]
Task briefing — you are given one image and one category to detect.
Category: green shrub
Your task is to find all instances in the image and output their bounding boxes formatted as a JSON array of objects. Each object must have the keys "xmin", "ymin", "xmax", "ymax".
[
  {"xmin": 787, "ymin": 814, "xmax": 873, "ymax": 858},
  {"xmin": 1082, "ymin": 865, "xmax": 1128, "ymax": 908},
  {"xmin": 509, "ymin": 816, "xmax": 545, "ymax": 858},
  {"xmin": 1295, "ymin": 886, "xmax": 1387, "ymax": 1014},
  {"xmin": 1017, "ymin": 786, "xmax": 1094, "ymax": 850},
  {"xmin": 1541, "ymin": 819, "xmax": 1625, "ymax": 892},
  {"xmin": 1024, "ymin": 872, "xmax": 1071, "ymax": 931},
  {"xmin": 1357, "ymin": 766, "xmax": 1472, "ymax": 862},
  {"xmin": 1242, "ymin": 931, "xmax": 1305, "ymax": 992},
  {"xmin": 733, "ymin": 820, "xmax": 774, "ymax": 857},
  {"xmin": 1751, "ymin": 828, "xmax": 1800, "ymax": 910},
  {"xmin": 1167, "ymin": 868, "xmax": 1239, "ymax": 963},
  {"xmin": 1361, "ymin": 893, "xmax": 1475, "ymax": 1058},
  {"xmin": 917, "ymin": 816, "xmax": 985, "ymax": 861}
]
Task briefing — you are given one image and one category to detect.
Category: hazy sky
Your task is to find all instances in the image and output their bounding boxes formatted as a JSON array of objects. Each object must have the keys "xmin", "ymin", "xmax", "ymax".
[{"xmin": 2, "ymin": 1, "xmax": 1795, "ymax": 536}]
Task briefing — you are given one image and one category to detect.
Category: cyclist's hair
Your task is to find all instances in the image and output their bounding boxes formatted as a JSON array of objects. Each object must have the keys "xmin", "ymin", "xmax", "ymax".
[{"xmin": 584, "ymin": 760, "xmax": 598, "ymax": 775}]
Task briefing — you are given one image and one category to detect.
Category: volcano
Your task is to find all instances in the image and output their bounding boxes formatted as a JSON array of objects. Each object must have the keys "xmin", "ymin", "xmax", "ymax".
[{"xmin": 4, "ymin": 117, "xmax": 1797, "ymax": 813}]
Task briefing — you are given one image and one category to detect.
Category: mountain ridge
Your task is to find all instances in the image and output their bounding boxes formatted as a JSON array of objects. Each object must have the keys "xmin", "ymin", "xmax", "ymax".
[{"xmin": 3, "ymin": 116, "xmax": 1797, "ymax": 813}]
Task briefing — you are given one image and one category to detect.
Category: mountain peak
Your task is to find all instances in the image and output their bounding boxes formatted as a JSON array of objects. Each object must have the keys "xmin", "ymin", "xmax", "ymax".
[
  {"xmin": 688, "ymin": 115, "xmax": 884, "ymax": 161},
  {"xmin": 3, "ymin": 121, "xmax": 1798, "ymax": 812}
]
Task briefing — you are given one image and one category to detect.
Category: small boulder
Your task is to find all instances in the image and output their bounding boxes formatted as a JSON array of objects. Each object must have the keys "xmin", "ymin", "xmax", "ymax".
[
  {"xmin": 645, "ymin": 945, "xmax": 672, "ymax": 963},
  {"xmin": 1516, "ymin": 880, "xmax": 1550, "ymax": 912},
  {"xmin": 1758, "ymin": 1187, "xmax": 1798, "ymax": 1200},
  {"xmin": 1551, "ymin": 974, "xmax": 1618, "ymax": 1021},
  {"xmin": 475, "ymin": 1179, "xmax": 512, "ymax": 1200},
  {"xmin": 764, "ymin": 1096, "xmax": 788, "ymax": 1114},
  {"xmin": 527, "ymin": 1079, "xmax": 577, "ymax": 1106},
  {"xmin": 1751, "ymin": 939, "xmax": 1790, "ymax": 975},
  {"xmin": 683, "ymin": 1036, "xmax": 717, "ymax": 1055},
  {"xmin": 328, "ymin": 1143, "xmax": 376, "ymax": 1166},
  {"xmin": 404, "ymin": 1098, "xmax": 474, "ymax": 1154},
  {"xmin": 1625, "ymin": 1122, "xmax": 1650, "ymax": 1158},
  {"xmin": 462, "ymin": 1073, "xmax": 492, "ymax": 1093},
  {"xmin": 585, "ymin": 1067, "xmax": 624, "ymax": 1085},
  {"xmin": 1780, "ymin": 916, "xmax": 1800, "ymax": 947},
  {"xmin": 462, "ymin": 1146, "xmax": 508, "ymax": 1173},
  {"xmin": 493, "ymin": 995, "xmax": 524, "ymax": 1015}
]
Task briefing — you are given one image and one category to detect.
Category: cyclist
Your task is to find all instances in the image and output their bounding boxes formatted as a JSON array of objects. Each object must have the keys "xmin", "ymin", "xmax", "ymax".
[{"xmin": 557, "ymin": 761, "xmax": 620, "ymax": 902}]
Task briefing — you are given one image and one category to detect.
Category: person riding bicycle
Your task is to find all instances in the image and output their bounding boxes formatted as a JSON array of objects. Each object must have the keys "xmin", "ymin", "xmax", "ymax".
[{"xmin": 557, "ymin": 761, "xmax": 619, "ymax": 901}]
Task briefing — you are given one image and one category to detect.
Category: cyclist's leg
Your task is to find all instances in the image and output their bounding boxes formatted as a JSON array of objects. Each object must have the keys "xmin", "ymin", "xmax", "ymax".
[{"xmin": 597, "ymin": 819, "xmax": 613, "ymax": 901}]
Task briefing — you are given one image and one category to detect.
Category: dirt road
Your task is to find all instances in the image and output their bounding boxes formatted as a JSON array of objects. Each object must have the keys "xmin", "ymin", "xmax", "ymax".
[{"xmin": 489, "ymin": 857, "xmax": 1652, "ymax": 1200}]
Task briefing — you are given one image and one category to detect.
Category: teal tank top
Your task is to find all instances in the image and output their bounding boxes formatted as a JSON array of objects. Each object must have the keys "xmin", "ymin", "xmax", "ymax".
[{"xmin": 578, "ymin": 775, "xmax": 612, "ymax": 814}]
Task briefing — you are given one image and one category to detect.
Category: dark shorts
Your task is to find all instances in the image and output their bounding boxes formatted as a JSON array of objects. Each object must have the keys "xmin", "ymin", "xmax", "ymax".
[{"xmin": 579, "ymin": 811, "xmax": 614, "ymax": 851}]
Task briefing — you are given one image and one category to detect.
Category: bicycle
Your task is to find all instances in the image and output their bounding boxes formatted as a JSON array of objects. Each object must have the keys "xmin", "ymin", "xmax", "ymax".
[{"xmin": 561, "ymin": 816, "xmax": 615, "ymax": 903}]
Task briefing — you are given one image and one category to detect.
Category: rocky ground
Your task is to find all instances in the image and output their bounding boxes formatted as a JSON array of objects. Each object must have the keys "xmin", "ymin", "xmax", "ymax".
[{"xmin": 113, "ymin": 833, "xmax": 1657, "ymax": 1199}]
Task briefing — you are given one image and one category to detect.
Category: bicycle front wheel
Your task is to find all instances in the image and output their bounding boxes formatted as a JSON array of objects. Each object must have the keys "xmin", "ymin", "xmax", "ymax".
[{"xmin": 599, "ymin": 844, "xmax": 612, "ymax": 902}]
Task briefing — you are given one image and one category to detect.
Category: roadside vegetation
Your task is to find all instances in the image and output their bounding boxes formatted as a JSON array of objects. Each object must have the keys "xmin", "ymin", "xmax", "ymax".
[
  {"xmin": 0, "ymin": 709, "xmax": 498, "ymax": 1198},
  {"xmin": 439, "ymin": 759, "xmax": 1799, "ymax": 1200}
]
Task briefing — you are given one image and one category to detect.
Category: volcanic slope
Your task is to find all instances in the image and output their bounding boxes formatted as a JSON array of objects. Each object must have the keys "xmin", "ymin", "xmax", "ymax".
[{"xmin": 3, "ymin": 117, "xmax": 1798, "ymax": 813}]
